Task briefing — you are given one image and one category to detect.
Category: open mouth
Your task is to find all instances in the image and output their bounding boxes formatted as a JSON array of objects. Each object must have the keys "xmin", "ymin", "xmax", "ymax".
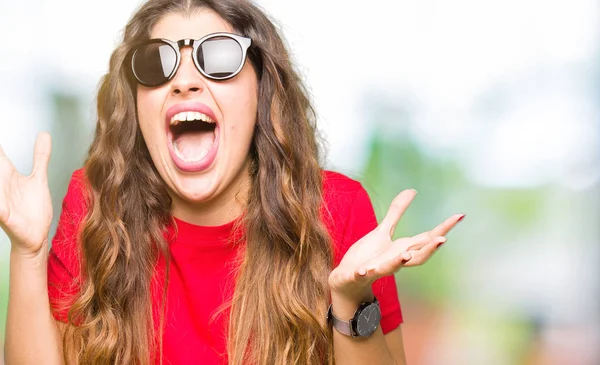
[
  {"xmin": 167, "ymin": 110, "xmax": 219, "ymax": 172},
  {"xmin": 167, "ymin": 111, "xmax": 219, "ymax": 172}
]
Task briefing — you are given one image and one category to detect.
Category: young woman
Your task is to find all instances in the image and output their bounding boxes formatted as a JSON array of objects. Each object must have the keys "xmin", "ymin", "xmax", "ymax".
[{"xmin": 2, "ymin": 0, "xmax": 464, "ymax": 364}]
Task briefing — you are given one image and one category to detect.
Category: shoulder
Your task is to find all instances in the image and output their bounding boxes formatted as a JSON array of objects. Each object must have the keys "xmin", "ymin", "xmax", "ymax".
[
  {"xmin": 322, "ymin": 170, "xmax": 362, "ymax": 190},
  {"xmin": 321, "ymin": 170, "xmax": 366, "ymax": 203},
  {"xmin": 321, "ymin": 170, "xmax": 374, "ymax": 216},
  {"xmin": 60, "ymin": 168, "xmax": 89, "ymax": 220},
  {"xmin": 66, "ymin": 168, "xmax": 87, "ymax": 197},
  {"xmin": 51, "ymin": 168, "xmax": 89, "ymax": 253},
  {"xmin": 321, "ymin": 170, "xmax": 377, "ymax": 262}
]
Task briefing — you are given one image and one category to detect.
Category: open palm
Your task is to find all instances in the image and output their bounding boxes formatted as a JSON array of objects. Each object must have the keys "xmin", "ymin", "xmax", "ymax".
[
  {"xmin": 0, "ymin": 133, "xmax": 53, "ymax": 256},
  {"xmin": 329, "ymin": 189, "xmax": 464, "ymax": 298}
]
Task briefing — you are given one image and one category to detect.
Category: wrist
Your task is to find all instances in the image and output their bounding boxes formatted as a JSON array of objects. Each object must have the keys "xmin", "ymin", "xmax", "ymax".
[
  {"xmin": 10, "ymin": 239, "xmax": 49, "ymax": 263},
  {"xmin": 330, "ymin": 288, "xmax": 375, "ymax": 320}
]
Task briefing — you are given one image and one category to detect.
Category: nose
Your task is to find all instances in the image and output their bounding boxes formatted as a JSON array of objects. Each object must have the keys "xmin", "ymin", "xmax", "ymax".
[{"xmin": 170, "ymin": 46, "xmax": 205, "ymax": 96}]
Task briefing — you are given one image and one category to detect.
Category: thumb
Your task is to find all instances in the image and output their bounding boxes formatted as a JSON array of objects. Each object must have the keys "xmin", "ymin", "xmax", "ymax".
[{"xmin": 32, "ymin": 132, "xmax": 52, "ymax": 178}]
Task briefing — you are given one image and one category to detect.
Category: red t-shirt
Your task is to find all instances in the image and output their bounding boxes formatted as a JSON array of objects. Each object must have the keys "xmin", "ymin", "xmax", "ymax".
[{"xmin": 48, "ymin": 169, "xmax": 403, "ymax": 364}]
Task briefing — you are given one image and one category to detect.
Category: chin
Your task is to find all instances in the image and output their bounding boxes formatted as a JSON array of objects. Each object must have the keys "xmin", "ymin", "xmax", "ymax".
[{"xmin": 169, "ymin": 170, "xmax": 222, "ymax": 204}]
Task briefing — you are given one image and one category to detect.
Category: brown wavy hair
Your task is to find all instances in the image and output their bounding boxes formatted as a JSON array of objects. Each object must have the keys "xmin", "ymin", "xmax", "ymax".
[{"xmin": 61, "ymin": 0, "xmax": 334, "ymax": 364}]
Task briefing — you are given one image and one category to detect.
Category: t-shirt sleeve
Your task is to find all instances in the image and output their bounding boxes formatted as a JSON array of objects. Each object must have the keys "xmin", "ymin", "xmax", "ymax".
[
  {"xmin": 47, "ymin": 169, "xmax": 86, "ymax": 323},
  {"xmin": 338, "ymin": 184, "xmax": 403, "ymax": 334}
]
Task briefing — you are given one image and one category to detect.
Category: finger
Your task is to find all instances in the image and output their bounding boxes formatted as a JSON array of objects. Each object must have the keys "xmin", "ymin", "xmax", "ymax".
[
  {"xmin": 0, "ymin": 143, "xmax": 6, "ymax": 159},
  {"xmin": 399, "ymin": 231, "xmax": 434, "ymax": 252},
  {"xmin": 401, "ymin": 213, "xmax": 465, "ymax": 251},
  {"xmin": 355, "ymin": 245, "xmax": 412, "ymax": 281},
  {"xmin": 430, "ymin": 213, "xmax": 465, "ymax": 237},
  {"xmin": 390, "ymin": 230, "xmax": 437, "ymax": 254},
  {"xmin": 358, "ymin": 250, "xmax": 413, "ymax": 279},
  {"xmin": 379, "ymin": 189, "xmax": 418, "ymax": 237},
  {"xmin": 403, "ymin": 236, "xmax": 446, "ymax": 267},
  {"xmin": 354, "ymin": 267, "xmax": 370, "ymax": 281},
  {"xmin": 375, "ymin": 251, "xmax": 413, "ymax": 277},
  {"xmin": 32, "ymin": 132, "xmax": 52, "ymax": 178}
]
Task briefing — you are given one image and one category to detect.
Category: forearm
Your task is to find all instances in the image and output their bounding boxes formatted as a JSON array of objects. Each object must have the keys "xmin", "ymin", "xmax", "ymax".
[
  {"xmin": 5, "ymin": 243, "xmax": 63, "ymax": 365},
  {"xmin": 331, "ymin": 291, "xmax": 400, "ymax": 365}
]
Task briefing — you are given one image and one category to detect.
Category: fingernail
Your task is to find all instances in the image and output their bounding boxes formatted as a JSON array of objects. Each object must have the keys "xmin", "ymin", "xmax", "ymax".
[
  {"xmin": 436, "ymin": 238, "xmax": 447, "ymax": 248},
  {"xmin": 358, "ymin": 268, "xmax": 367, "ymax": 276},
  {"xmin": 457, "ymin": 214, "xmax": 466, "ymax": 223}
]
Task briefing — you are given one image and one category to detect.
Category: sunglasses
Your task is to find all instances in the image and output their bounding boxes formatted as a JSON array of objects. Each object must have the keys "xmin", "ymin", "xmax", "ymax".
[{"xmin": 129, "ymin": 32, "xmax": 252, "ymax": 87}]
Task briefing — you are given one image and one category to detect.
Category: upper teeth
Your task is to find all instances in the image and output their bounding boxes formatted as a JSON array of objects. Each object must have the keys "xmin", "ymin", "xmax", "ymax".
[{"xmin": 170, "ymin": 111, "xmax": 215, "ymax": 125}]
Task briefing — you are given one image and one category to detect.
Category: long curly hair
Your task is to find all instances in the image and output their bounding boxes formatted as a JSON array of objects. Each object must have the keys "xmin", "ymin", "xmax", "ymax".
[{"xmin": 61, "ymin": 0, "xmax": 334, "ymax": 364}]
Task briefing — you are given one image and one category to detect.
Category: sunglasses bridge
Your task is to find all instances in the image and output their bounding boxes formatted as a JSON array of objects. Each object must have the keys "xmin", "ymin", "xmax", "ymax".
[{"xmin": 176, "ymin": 38, "xmax": 196, "ymax": 49}]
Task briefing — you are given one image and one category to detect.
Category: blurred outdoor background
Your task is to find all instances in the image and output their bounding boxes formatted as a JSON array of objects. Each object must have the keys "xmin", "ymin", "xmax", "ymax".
[{"xmin": 1, "ymin": 0, "xmax": 599, "ymax": 364}]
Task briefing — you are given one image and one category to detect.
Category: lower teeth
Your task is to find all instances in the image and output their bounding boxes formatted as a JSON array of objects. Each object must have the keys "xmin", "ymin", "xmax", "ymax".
[{"xmin": 173, "ymin": 142, "xmax": 210, "ymax": 163}]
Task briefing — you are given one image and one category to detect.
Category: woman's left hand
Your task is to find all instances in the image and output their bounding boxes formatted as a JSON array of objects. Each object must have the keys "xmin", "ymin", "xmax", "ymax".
[{"xmin": 328, "ymin": 189, "xmax": 465, "ymax": 301}]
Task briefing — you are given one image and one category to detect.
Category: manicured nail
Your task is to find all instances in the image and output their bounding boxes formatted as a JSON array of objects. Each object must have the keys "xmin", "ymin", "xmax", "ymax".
[
  {"xmin": 358, "ymin": 268, "xmax": 367, "ymax": 276},
  {"xmin": 436, "ymin": 238, "xmax": 447, "ymax": 248},
  {"xmin": 457, "ymin": 214, "xmax": 466, "ymax": 223}
]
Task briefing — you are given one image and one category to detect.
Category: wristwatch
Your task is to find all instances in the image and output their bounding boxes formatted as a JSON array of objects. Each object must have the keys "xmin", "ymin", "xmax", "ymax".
[{"xmin": 327, "ymin": 296, "xmax": 381, "ymax": 338}]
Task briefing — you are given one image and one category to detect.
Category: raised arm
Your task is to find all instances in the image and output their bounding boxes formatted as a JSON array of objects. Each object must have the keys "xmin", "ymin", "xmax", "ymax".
[
  {"xmin": 2, "ymin": 133, "xmax": 63, "ymax": 364},
  {"xmin": 329, "ymin": 189, "xmax": 464, "ymax": 365}
]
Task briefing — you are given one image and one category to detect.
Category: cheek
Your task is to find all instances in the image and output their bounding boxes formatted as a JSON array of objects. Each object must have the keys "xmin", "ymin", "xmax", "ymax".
[
  {"xmin": 135, "ymin": 89, "xmax": 167, "ymax": 162},
  {"xmin": 136, "ymin": 89, "xmax": 163, "ymax": 136},
  {"xmin": 215, "ymin": 80, "xmax": 258, "ymax": 142}
]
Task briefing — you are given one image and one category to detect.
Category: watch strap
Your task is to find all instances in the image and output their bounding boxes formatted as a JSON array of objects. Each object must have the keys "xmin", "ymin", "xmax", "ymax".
[{"xmin": 328, "ymin": 305, "xmax": 353, "ymax": 336}]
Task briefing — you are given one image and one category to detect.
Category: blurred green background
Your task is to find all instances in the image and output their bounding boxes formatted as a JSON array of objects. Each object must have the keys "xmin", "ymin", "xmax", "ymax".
[{"xmin": 1, "ymin": 0, "xmax": 599, "ymax": 364}]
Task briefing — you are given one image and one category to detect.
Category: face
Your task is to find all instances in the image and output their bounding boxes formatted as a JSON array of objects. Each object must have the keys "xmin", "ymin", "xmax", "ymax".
[{"xmin": 136, "ymin": 9, "xmax": 258, "ymax": 225}]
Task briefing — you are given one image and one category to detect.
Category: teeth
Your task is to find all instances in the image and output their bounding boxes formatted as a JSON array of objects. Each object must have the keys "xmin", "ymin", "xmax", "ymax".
[{"xmin": 170, "ymin": 111, "xmax": 215, "ymax": 125}]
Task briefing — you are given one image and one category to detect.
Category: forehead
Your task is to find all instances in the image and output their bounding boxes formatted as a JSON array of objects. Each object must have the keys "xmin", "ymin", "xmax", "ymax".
[{"xmin": 150, "ymin": 8, "xmax": 234, "ymax": 40}]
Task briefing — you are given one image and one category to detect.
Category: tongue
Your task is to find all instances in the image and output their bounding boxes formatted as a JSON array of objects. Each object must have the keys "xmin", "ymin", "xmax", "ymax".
[{"xmin": 174, "ymin": 130, "xmax": 214, "ymax": 161}]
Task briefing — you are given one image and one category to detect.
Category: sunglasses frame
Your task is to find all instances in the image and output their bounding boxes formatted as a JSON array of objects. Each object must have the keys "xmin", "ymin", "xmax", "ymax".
[{"xmin": 130, "ymin": 32, "xmax": 252, "ymax": 87}]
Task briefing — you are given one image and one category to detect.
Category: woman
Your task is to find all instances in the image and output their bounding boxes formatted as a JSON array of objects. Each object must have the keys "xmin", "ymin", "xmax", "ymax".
[{"xmin": 2, "ymin": 0, "xmax": 464, "ymax": 364}]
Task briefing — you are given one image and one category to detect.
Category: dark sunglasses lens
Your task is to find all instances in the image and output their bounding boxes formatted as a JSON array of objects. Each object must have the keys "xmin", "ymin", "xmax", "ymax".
[
  {"xmin": 197, "ymin": 37, "xmax": 244, "ymax": 79},
  {"xmin": 132, "ymin": 42, "xmax": 177, "ymax": 86}
]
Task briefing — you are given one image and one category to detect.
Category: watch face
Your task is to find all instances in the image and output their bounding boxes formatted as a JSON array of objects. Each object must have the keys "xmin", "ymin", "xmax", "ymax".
[{"xmin": 355, "ymin": 303, "xmax": 381, "ymax": 337}]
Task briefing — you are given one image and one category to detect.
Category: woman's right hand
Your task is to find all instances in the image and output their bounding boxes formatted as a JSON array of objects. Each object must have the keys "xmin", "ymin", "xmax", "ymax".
[{"xmin": 0, "ymin": 132, "xmax": 53, "ymax": 257}]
